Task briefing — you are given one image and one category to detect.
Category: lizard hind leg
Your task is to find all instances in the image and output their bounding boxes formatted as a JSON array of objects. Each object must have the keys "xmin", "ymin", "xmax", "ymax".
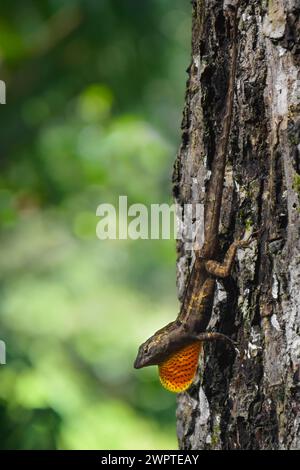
[{"xmin": 158, "ymin": 341, "xmax": 202, "ymax": 393}]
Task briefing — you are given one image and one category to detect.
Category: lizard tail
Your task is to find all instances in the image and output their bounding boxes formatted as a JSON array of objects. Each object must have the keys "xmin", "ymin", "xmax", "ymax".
[{"xmin": 158, "ymin": 341, "xmax": 202, "ymax": 393}]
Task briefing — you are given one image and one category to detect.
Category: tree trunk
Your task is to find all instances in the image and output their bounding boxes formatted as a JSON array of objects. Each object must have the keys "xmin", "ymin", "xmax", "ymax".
[{"xmin": 174, "ymin": 0, "xmax": 300, "ymax": 450}]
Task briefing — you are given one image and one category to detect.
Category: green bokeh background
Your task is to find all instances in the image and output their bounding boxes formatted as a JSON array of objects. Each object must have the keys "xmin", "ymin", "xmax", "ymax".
[{"xmin": 0, "ymin": 0, "xmax": 191, "ymax": 450}]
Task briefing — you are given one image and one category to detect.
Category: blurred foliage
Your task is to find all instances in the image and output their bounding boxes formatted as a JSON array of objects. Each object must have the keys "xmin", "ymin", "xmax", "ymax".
[{"xmin": 0, "ymin": 0, "xmax": 191, "ymax": 450}]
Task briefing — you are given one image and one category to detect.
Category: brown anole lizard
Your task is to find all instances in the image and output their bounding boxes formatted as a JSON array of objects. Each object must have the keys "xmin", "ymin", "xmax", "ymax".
[{"xmin": 134, "ymin": 1, "xmax": 253, "ymax": 393}]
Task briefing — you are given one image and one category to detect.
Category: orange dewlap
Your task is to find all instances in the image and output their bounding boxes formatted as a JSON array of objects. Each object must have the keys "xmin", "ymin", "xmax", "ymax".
[{"xmin": 158, "ymin": 341, "xmax": 202, "ymax": 393}]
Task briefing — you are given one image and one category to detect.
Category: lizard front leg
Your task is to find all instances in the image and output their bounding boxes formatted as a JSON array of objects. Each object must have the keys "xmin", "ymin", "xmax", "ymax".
[
  {"xmin": 190, "ymin": 331, "xmax": 238, "ymax": 351},
  {"xmin": 204, "ymin": 233, "xmax": 256, "ymax": 278}
]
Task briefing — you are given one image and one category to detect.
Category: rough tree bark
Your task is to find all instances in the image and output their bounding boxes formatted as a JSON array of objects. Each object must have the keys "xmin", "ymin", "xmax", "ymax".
[{"xmin": 173, "ymin": 0, "xmax": 300, "ymax": 450}]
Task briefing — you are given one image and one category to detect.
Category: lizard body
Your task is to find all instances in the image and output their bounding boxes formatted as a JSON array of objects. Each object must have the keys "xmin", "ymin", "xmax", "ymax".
[{"xmin": 134, "ymin": 2, "xmax": 249, "ymax": 393}]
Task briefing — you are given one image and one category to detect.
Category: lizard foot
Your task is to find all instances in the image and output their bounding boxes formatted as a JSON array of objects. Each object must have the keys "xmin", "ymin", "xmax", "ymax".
[{"xmin": 189, "ymin": 332, "xmax": 240, "ymax": 355}]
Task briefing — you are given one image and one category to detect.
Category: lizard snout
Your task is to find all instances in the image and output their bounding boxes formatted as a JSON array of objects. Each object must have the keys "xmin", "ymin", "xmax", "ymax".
[
  {"xmin": 134, "ymin": 348, "xmax": 146, "ymax": 369},
  {"xmin": 133, "ymin": 355, "xmax": 143, "ymax": 369}
]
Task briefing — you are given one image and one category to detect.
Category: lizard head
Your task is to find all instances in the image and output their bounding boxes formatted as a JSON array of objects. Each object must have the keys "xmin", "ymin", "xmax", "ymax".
[
  {"xmin": 134, "ymin": 321, "xmax": 189, "ymax": 369},
  {"xmin": 134, "ymin": 332, "xmax": 203, "ymax": 393},
  {"xmin": 134, "ymin": 333, "xmax": 165, "ymax": 369}
]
